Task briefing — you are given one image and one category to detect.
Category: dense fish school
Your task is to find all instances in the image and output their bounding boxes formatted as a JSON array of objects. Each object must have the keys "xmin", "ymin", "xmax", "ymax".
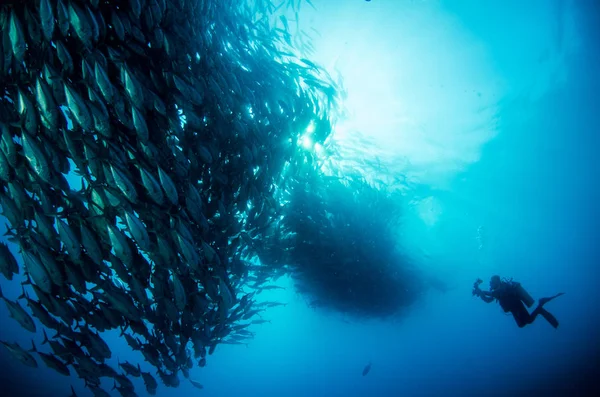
[{"xmin": 0, "ymin": 0, "xmax": 432, "ymax": 395}]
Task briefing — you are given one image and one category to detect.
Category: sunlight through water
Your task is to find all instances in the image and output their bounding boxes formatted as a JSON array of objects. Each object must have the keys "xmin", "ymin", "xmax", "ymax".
[{"xmin": 296, "ymin": 0, "xmax": 578, "ymax": 191}]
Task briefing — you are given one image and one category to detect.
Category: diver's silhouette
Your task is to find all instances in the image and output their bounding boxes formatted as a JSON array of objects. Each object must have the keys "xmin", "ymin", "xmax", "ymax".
[{"xmin": 473, "ymin": 276, "xmax": 564, "ymax": 328}]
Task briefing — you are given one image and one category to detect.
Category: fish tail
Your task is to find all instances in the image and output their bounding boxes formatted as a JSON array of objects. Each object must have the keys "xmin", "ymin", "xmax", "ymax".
[
  {"xmin": 2, "ymin": 227, "xmax": 15, "ymax": 237},
  {"xmin": 17, "ymin": 285, "xmax": 27, "ymax": 301},
  {"xmin": 53, "ymin": 324, "xmax": 62, "ymax": 340},
  {"xmin": 20, "ymin": 273, "xmax": 32, "ymax": 286}
]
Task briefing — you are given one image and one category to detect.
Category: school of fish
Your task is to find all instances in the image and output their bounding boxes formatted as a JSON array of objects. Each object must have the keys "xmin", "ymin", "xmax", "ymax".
[{"xmin": 0, "ymin": 0, "xmax": 344, "ymax": 395}]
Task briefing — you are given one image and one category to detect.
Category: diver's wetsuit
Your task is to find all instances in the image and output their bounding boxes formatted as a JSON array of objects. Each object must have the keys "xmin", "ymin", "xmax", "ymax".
[{"xmin": 478, "ymin": 283, "xmax": 562, "ymax": 328}]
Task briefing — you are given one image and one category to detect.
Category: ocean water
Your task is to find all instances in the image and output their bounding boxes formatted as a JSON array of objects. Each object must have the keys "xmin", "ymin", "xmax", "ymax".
[{"xmin": 1, "ymin": 0, "xmax": 599, "ymax": 396}]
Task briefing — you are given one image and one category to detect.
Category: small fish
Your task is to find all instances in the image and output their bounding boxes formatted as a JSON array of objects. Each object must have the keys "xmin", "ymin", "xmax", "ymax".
[
  {"xmin": 21, "ymin": 132, "xmax": 50, "ymax": 182},
  {"xmin": 0, "ymin": 285, "xmax": 36, "ymax": 332},
  {"xmin": 157, "ymin": 166, "xmax": 178, "ymax": 205},
  {"xmin": 0, "ymin": 242, "xmax": 19, "ymax": 280},
  {"xmin": 260, "ymin": 285, "xmax": 286, "ymax": 291},
  {"xmin": 190, "ymin": 379, "xmax": 204, "ymax": 389},
  {"xmin": 37, "ymin": 351, "xmax": 70, "ymax": 376},
  {"xmin": 68, "ymin": 1, "xmax": 92, "ymax": 47},
  {"xmin": 362, "ymin": 361, "xmax": 372, "ymax": 376},
  {"xmin": 118, "ymin": 360, "xmax": 141, "ymax": 377},
  {"xmin": 8, "ymin": 10, "xmax": 26, "ymax": 62},
  {"xmin": 1, "ymin": 340, "xmax": 37, "ymax": 367},
  {"xmin": 22, "ymin": 251, "xmax": 52, "ymax": 294}
]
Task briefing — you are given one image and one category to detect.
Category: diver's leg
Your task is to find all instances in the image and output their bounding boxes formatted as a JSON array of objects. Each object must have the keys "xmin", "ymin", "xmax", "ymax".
[
  {"xmin": 538, "ymin": 308, "xmax": 559, "ymax": 328},
  {"xmin": 514, "ymin": 314, "xmax": 527, "ymax": 328},
  {"xmin": 538, "ymin": 292, "xmax": 565, "ymax": 307},
  {"xmin": 512, "ymin": 304, "xmax": 529, "ymax": 328},
  {"xmin": 528, "ymin": 305, "xmax": 560, "ymax": 328}
]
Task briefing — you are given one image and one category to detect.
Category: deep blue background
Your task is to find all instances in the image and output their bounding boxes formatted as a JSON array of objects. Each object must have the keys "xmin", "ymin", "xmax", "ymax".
[{"xmin": 1, "ymin": 1, "xmax": 599, "ymax": 396}]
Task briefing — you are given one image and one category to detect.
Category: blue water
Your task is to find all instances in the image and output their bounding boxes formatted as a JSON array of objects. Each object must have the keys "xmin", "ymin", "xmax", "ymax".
[{"xmin": 1, "ymin": 0, "xmax": 599, "ymax": 396}]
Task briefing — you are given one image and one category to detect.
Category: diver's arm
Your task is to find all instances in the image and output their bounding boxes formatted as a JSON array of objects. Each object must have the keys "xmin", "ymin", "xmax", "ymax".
[
  {"xmin": 479, "ymin": 292, "xmax": 495, "ymax": 303},
  {"xmin": 475, "ymin": 289, "xmax": 495, "ymax": 303},
  {"xmin": 472, "ymin": 279, "xmax": 495, "ymax": 303}
]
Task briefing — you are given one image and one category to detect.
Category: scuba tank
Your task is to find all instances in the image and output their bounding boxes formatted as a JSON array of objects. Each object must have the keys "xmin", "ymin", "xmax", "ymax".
[
  {"xmin": 514, "ymin": 283, "xmax": 534, "ymax": 308},
  {"xmin": 503, "ymin": 278, "xmax": 534, "ymax": 308}
]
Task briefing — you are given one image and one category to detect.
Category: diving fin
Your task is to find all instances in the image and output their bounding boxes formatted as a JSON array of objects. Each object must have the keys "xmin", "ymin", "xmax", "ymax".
[
  {"xmin": 539, "ymin": 308, "xmax": 559, "ymax": 329},
  {"xmin": 539, "ymin": 292, "xmax": 565, "ymax": 307}
]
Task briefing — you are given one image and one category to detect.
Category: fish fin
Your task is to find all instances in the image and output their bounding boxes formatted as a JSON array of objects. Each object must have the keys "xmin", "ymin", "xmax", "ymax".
[
  {"xmin": 42, "ymin": 329, "xmax": 49, "ymax": 345},
  {"xmin": 17, "ymin": 285, "xmax": 27, "ymax": 300},
  {"xmin": 28, "ymin": 339, "xmax": 37, "ymax": 353},
  {"xmin": 53, "ymin": 325, "xmax": 61, "ymax": 340},
  {"xmin": 2, "ymin": 227, "xmax": 16, "ymax": 237},
  {"xmin": 6, "ymin": 235, "xmax": 19, "ymax": 244},
  {"xmin": 305, "ymin": 0, "xmax": 316, "ymax": 11},
  {"xmin": 65, "ymin": 354, "xmax": 75, "ymax": 366}
]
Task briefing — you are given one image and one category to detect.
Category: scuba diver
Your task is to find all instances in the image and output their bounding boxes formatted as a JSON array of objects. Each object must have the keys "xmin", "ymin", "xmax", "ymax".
[{"xmin": 473, "ymin": 275, "xmax": 564, "ymax": 329}]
